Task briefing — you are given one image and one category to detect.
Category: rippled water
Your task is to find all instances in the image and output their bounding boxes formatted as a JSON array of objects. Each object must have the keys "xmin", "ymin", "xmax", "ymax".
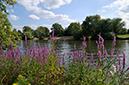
[{"xmin": 19, "ymin": 39, "xmax": 129, "ymax": 68}]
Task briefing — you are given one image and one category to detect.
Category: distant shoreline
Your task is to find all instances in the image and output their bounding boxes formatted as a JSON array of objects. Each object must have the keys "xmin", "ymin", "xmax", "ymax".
[{"xmin": 33, "ymin": 36, "xmax": 74, "ymax": 40}]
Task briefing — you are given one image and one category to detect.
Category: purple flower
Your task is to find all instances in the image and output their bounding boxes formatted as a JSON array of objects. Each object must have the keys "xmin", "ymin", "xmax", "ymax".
[
  {"xmin": 82, "ymin": 42, "xmax": 87, "ymax": 48},
  {"xmin": 90, "ymin": 53, "xmax": 93, "ymax": 61},
  {"xmin": 98, "ymin": 51, "xmax": 101, "ymax": 60},
  {"xmin": 83, "ymin": 37, "xmax": 86, "ymax": 41},
  {"xmin": 25, "ymin": 36, "xmax": 27, "ymax": 46},
  {"xmin": 122, "ymin": 52, "xmax": 126, "ymax": 69}
]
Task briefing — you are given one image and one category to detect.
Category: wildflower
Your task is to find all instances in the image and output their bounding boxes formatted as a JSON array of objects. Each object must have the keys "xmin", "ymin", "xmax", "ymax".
[
  {"xmin": 25, "ymin": 36, "xmax": 27, "ymax": 46},
  {"xmin": 57, "ymin": 68, "xmax": 60, "ymax": 71},
  {"xmin": 109, "ymin": 71, "xmax": 114, "ymax": 76},
  {"xmin": 18, "ymin": 75, "xmax": 23, "ymax": 78},
  {"xmin": 12, "ymin": 83, "xmax": 18, "ymax": 85},
  {"xmin": 98, "ymin": 51, "xmax": 101, "ymax": 60},
  {"xmin": 90, "ymin": 53, "xmax": 93, "ymax": 61},
  {"xmin": 112, "ymin": 64, "xmax": 116, "ymax": 73},
  {"xmin": 28, "ymin": 83, "xmax": 31, "ymax": 85},
  {"xmin": 82, "ymin": 42, "xmax": 87, "ymax": 48}
]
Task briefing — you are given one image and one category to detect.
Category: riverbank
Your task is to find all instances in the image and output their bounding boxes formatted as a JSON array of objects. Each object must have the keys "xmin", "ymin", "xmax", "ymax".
[
  {"xmin": 117, "ymin": 34, "xmax": 129, "ymax": 40},
  {"xmin": 33, "ymin": 36, "xmax": 74, "ymax": 40}
]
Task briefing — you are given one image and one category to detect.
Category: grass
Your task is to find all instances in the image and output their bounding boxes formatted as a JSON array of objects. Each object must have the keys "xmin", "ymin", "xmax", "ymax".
[{"xmin": 117, "ymin": 34, "xmax": 129, "ymax": 39}]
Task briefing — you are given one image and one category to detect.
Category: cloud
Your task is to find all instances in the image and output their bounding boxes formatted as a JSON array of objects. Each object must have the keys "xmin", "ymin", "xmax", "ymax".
[
  {"xmin": 12, "ymin": 25, "xmax": 23, "ymax": 31},
  {"xmin": 16, "ymin": 0, "xmax": 75, "ymax": 23},
  {"xmin": 11, "ymin": 9, "xmax": 14, "ymax": 12},
  {"xmin": 102, "ymin": 0, "xmax": 129, "ymax": 28},
  {"xmin": 28, "ymin": 14, "xmax": 40, "ymax": 20},
  {"xmin": 103, "ymin": 0, "xmax": 122, "ymax": 8},
  {"xmin": 10, "ymin": 15, "xmax": 19, "ymax": 20},
  {"xmin": 101, "ymin": 16, "xmax": 106, "ymax": 19},
  {"xmin": 42, "ymin": 0, "xmax": 65, "ymax": 9},
  {"xmin": 43, "ymin": 24, "xmax": 52, "ymax": 28},
  {"xmin": 97, "ymin": 10, "xmax": 106, "ymax": 12}
]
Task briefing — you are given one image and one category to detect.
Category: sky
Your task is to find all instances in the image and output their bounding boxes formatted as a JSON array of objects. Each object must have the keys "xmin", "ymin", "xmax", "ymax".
[{"xmin": 6, "ymin": 0, "xmax": 129, "ymax": 31}]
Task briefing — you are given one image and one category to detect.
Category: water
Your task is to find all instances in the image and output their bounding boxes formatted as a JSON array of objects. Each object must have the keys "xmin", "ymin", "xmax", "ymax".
[{"xmin": 19, "ymin": 39, "xmax": 129, "ymax": 68}]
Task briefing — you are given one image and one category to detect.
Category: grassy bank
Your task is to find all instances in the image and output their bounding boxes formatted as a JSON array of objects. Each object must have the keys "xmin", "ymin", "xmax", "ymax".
[{"xmin": 117, "ymin": 34, "xmax": 129, "ymax": 39}]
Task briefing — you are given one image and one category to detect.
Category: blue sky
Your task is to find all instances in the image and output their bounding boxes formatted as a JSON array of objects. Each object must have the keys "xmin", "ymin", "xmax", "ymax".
[{"xmin": 6, "ymin": 0, "xmax": 129, "ymax": 31}]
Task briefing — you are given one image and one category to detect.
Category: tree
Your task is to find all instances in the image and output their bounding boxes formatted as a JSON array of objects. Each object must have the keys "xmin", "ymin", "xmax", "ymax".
[
  {"xmin": 51, "ymin": 23, "xmax": 64, "ymax": 37},
  {"xmin": 35, "ymin": 26, "xmax": 50, "ymax": 39},
  {"xmin": 111, "ymin": 18, "xmax": 126, "ymax": 35},
  {"xmin": 0, "ymin": 0, "xmax": 21, "ymax": 49},
  {"xmin": 68, "ymin": 22, "xmax": 82, "ymax": 40},
  {"xmin": 22, "ymin": 26, "xmax": 34, "ymax": 40},
  {"xmin": 82, "ymin": 14, "xmax": 101, "ymax": 38}
]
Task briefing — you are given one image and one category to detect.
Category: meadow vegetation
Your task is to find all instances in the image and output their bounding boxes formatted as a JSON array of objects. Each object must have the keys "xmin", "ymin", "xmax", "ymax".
[{"xmin": 0, "ymin": 31, "xmax": 129, "ymax": 85}]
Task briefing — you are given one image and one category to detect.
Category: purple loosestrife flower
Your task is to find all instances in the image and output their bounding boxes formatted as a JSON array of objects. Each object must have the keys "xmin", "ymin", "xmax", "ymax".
[
  {"xmin": 25, "ymin": 36, "xmax": 27, "ymax": 46},
  {"xmin": 110, "ymin": 48, "xmax": 115, "ymax": 57},
  {"xmin": 39, "ymin": 61, "xmax": 43, "ymax": 68},
  {"xmin": 122, "ymin": 52, "xmax": 126, "ymax": 70},
  {"xmin": 98, "ymin": 51, "xmax": 101, "ymax": 60},
  {"xmin": 115, "ymin": 53, "xmax": 119, "ymax": 58},
  {"xmin": 44, "ymin": 58, "xmax": 47, "ymax": 64},
  {"xmin": 125, "ymin": 66, "xmax": 129, "ymax": 71},
  {"xmin": 83, "ymin": 36, "xmax": 86, "ymax": 41},
  {"xmin": 113, "ymin": 35, "xmax": 116, "ymax": 48},
  {"xmin": 74, "ymin": 44, "xmax": 76, "ymax": 50},
  {"xmin": 82, "ymin": 42, "xmax": 87, "ymax": 48},
  {"xmin": 90, "ymin": 53, "xmax": 93, "ymax": 61}
]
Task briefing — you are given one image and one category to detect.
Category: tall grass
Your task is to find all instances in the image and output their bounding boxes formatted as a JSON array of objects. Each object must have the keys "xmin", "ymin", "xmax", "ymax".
[{"xmin": 0, "ymin": 31, "xmax": 129, "ymax": 85}]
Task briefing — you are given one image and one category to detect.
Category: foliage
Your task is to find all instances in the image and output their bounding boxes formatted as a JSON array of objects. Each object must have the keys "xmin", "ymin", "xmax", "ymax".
[
  {"xmin": 22, "ymin": 26, "xmax": 34, "ymax": 40},
  {"xmin": 82, "ymin": 14, "xmax": 101, "ymax": 38},
  {"xmin": 82, "ymin": 15, "xmax": 127, "ymax": 40},
  {"xmin": 68, "ymin": 22, "xmax": 82, "ymax": 40},
  {"xmin": 0, "ymin": 31, "xmax": 129, "ymax": 84},
  {"xmin": 0, "ymin": 0, "xmax": 21, "ymax": 49},
  {"xmin": 51, "ymin": 23, "xmax": 64, "ymax": 37},
  {"xmin": 35, "ymin": 26, "xmax": 50, "ymax": 39}
]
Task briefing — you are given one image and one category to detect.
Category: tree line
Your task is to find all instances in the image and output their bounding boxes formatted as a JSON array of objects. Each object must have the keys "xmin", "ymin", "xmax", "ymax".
[
  {"xmin": 15, "ymin": 15, "xmax": 128, "ymax": 40},
  {"xmin": 0, "ymin": 0, "xmax": 128, "ymax": 49}
]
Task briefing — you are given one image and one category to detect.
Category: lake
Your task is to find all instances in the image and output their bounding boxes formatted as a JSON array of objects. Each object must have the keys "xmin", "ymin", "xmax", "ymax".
[{"xmin": 19, "ymin": 39, "xmax": 129, "ymax": 68}]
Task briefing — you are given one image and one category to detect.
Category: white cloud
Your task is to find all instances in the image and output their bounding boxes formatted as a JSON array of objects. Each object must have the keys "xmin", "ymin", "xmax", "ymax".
[
  {"xmin": 28, "ymin": 14, "xmax": 40, "ymax": 20},
  {"xmin": 97, "ymin": 10, "xmax": 106, "ymax": 12},
  {"xmin": 12, "ymin": 25, "xmax": 23, "ymax": 31},
  {"xmin": 43, "ymin": 24, "xmax": 52, "ymax": 28},
  {"xmin": 11, "ymin": 9, "xmax": 14, "ymax": 12},
  {"xmin": 103, "ymin": 0, "xmax": 122, "ymax": 8},
  {"xmin": 10, "ymin": 15, "xmax": 19, "ymax": 20},
  {"xmin": 30, "ymin": 24, "xmax": 38, "ymax": 30},
  {"xmin": 16, "ymin": 0, "xmax": 75, "ymax": 23},
  {"xmin": 103, "ymin": 0, "xmax": 129, "ymax": 28},
  {"xmin": 101, "ymin": 16, "xmax": 106, "ymax": 19},
  {"xmin": 42, "ymin": 0, "xmax": 65, "ymax": 9}
]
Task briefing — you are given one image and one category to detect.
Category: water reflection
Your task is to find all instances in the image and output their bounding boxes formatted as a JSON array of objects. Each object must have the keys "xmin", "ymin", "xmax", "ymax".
[{"xmin": 19, "ymin": 39, "xmax": 129, "ymax": 67}]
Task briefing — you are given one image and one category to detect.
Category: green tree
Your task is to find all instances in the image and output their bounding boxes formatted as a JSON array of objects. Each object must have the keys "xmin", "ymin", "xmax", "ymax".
[
  {"xmin": 35, "ymin": 26, "xmax": 50, "ymax": 39},
  {"xmin": 51, "ymin": 23, "xmax": 64, "ymax": 37},
  {"xmin": 91, "ymin": 18, "xmax": 114, "ymax": 40},
  {"xmin": 0, "ymin": 0, "xmax": 21, "ymax": 49},
  {"xmin": 82, "ymin": 14, "xmax": 101, "ymax": 38},
  {"xmin": 22, "ymin": 26, "xmax": 34, "ymax": 40},
  {"xmin": 68, "ymin": 22, "xmax": 82, "ymax": 40},
  {"xmin": 111, "ymin": 18, "xmax": 126, "ymax": 35}
]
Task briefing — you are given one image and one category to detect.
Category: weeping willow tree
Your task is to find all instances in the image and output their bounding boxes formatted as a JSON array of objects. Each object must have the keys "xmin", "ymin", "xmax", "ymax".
[{"xmin": 0, "ymin": 0, "xmax": 21, "ymax": 49}]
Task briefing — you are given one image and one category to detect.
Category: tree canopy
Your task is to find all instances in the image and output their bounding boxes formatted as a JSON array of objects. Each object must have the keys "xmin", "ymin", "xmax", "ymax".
[
  {"xmin": 51, "ymin": 23, "xmax": 64, "ymax": 37},
  {"xmin": 0, "ymin": 0, "xmax": 21, "ymax": 49},
  {"xmin": 35, "ymin": 26, "xmax": 50, "ymax": 39}
]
